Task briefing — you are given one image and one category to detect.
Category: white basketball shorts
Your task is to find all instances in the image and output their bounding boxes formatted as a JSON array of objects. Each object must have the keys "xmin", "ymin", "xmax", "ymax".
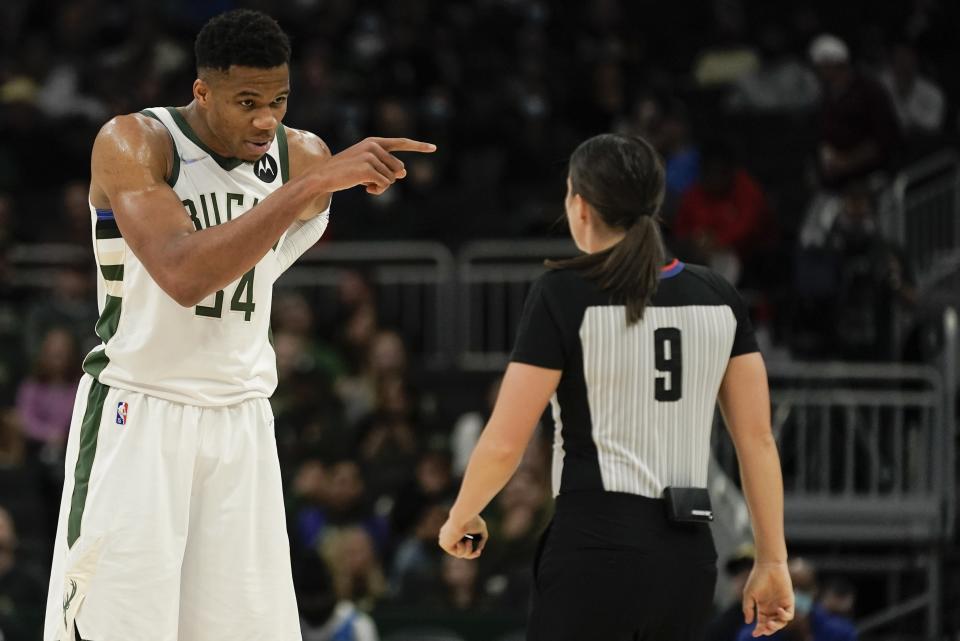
[{"xmin": 43, "ymin": 374, "xmax": 301, "ymax": 641}]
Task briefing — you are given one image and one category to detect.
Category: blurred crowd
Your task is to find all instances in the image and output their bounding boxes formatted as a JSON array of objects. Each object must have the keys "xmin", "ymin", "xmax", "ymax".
[{"xmin": 1, "ymin": 0, "xmax": 960, "ymax": 639}]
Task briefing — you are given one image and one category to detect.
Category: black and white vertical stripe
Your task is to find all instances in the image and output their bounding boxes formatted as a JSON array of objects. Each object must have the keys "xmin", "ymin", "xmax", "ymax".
[{"xmin": 576, "ymin": 305, "xmax": 736, "ymax": 498}]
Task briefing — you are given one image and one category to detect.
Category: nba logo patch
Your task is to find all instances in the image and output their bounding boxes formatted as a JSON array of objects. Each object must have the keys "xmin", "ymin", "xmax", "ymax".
[{"xmin": 116, "ymin": 402, "xmax": 128, "ymax": 425}]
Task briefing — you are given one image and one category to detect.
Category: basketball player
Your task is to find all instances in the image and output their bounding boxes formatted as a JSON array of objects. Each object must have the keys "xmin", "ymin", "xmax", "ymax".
[
  {"xmin": 43, "ymin": 9, "xmax": 434, "ymax": 641},
  {"xmin": 439, "ymin": 134, "xmax": 794, "ymax": 640}
]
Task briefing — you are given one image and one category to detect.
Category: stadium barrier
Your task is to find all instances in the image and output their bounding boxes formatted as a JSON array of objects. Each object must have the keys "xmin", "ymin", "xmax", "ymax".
[
  {"xmin": 10, "ymin": 232, "xmax": 959, "ymax": 638},
  {"xmin": 889, "ymin": 150, "xmax": 960, "ymax": 290},
  {"xmin": 277, "ymin": 240, "xmax": 456, "ymax": 369},
  {"xmin": 454, "ymin": 239, "xmax": 577, "ymax": 371}
]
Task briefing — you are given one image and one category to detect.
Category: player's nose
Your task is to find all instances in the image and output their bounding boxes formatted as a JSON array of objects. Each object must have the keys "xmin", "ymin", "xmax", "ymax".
[{"xmin": 251, "ymin": 110, "xmax": 278, "ymax": 131}]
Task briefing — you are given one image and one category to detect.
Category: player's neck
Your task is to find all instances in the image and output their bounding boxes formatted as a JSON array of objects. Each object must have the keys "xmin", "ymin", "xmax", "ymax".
[{"xmin": 179, "ymin": 102, "xmax": 236, "ymax": 160}]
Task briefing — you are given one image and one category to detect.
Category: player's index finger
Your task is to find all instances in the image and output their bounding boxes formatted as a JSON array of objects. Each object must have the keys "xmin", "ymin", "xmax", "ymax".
[{"xmin": 373, "ymin": 137, "xmax": 437, "ymax": 153}]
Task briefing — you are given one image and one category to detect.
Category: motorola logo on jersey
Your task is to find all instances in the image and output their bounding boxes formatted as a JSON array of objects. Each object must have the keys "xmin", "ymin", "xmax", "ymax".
[{"xmin": 254, "ymin": 154, "xmax": 278, "ymax": 183}]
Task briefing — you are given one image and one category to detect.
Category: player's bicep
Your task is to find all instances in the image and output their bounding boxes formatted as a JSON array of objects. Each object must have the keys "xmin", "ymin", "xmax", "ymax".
[
  {"xmin": 91, "ymin": 117, "xmax": 195, "ymax": 293},
  {"xmin": 285, "ymin": 127, "xmax": 332, "ymax": 219}
]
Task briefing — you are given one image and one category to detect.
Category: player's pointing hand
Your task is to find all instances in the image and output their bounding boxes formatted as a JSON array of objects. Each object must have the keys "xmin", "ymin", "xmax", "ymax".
[{"xmin": 312, "ymin": 136, "xmax": 436, "ymax": 196}]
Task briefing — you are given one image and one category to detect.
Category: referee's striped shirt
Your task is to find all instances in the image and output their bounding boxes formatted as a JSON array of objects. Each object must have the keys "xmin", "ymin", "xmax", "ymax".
[{"xmin": 511, "ymin": 260, "xmax": 758, "ymax": 499}]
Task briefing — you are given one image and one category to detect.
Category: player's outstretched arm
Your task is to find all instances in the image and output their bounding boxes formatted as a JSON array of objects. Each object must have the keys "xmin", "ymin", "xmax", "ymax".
[
  {"xmin": 91, "ymin": 114, "xmax": 433, "ymax": 307},
  {"xmin": 718, "ymin": 353, "xmax": 794, "ymax": 637}
]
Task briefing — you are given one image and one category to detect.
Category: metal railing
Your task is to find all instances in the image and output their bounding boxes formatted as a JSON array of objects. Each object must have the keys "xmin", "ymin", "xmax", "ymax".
[
  {"xmin": 8, "ymin": 237, "xmax": 959, "ymax": 637},
  {"xmin": 710, "ymin": 307, "xmax": 957, "ymax": 639},
  {"xmin": 279, "ymin": 241, "xmax": 457, "ymax": 369},
  {"xmin": 890, "ymin": 150, "xmax": 960, "ymax": 290},
  {"xmin": 713, "ymin": 359, "xmax": 950, "ymax": 543},
  {"xmin": 455, "ymin": 239, "xmax": 577, "ymax": 370}
]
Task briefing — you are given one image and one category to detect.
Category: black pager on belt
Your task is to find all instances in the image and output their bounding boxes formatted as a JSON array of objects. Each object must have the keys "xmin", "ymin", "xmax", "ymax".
[{"xmin": 662, "ymin": 487, "xmax": 714, "ymax": 523}]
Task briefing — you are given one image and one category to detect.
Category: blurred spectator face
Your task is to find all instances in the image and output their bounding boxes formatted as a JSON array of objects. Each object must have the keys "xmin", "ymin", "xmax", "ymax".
[
  {"xmin": 756, "ymin": 23, "xmax": 789, "ymax": 61},
  {"xmin": 408, "ymin": 157, "xmax": 438, "ymax": 193},
  {"xmin": 375, "ymin": 98, "xmax": 413, "ymax": 137},
  {"xmin": 337, "ymin": 270, "xmax": 375, "ymax": 311},
  {"xmin": 840, "ymin": 188, "xmax": 873, "ymax": 224},
  {"xmin": 339, "ymin": 527, "xmax": 378, "ymax": 577},
  {"xmin": 835, "ymin": 186, "xmax": 877, "ymax": 247},
  {"xmin": 413, "ymin": 503, "xmax": 448, "ymax": 541},
  {"xmin": 498, "ymin": 468, "xmax": 544, "ymax": 512},
  {"xmin": 0, "ymin": 506, "xmax": 15, "ymax": 575},
  {"xmin": 37, "ymin": 327, "xmax": 77, "ymax": 380},
  {"xmin": 657, "ymin": 112, "xmax": 690, "ymax": 154},
  {"xmin": 891, "ymin": 44, "xmax": 919, "ymax": 92},
  {"xmin": 0, "ymin": 194, "xmax": 12, "ymax": 243},
  {"xmin": 63, "ymin": 180, "xmax": 90, "ymax": 229},
  {"xmin": 789, "ymin": 558, "xmax": 818, "ymax": 618},
  {"xmin": 593, "ymin": 62, "xmax": 624, "ymax": 115},
  {"xmin": 367, "ymin": 330, "xmax": 407, "ymax": 376},
  {"xmin": 0, "ymin": 409, "xmax": 25, "ymax": 465},
  {"xmin": 344, "ymin": 303, "xmax": 377, "ymax": 349},
  {"xmin": 55, "ymin": 265, "xmax": 92, "ymax": 301},
  {"xmin": 326, "ymin": 460, "xmax": 364, "ymax": 512},
  {"xmin": 415, "ymin": 450, "xmax": 451, "ymax": 494},
  {"xmin": 819, "ymin": 578, "xmax": 856, "ymax": 618},
  {"xmin": 376, "ymin": 374, "xmax": 412, "ymax": 417},
  {"xmin": 273, "ymin": 331, "xmax": 306, "ymax": 382},
  {"xmin": 301, "ymin": 46, "xmax": 333, "ymax": 93},
  {"xmin": 293, "ymin": 459, "xmax": 328, "ymax": 503},
  {"xmin": 810, "ymin": 35, "xmax": 851, "ymax": 96},
  {"xmin": 441, "ymin": 555, "xmax": 478, "ymax": 592},
  {"xmin": 701, "ymin": 158, "xmax": 735, "ymax": 197},
  {"xmin": 815, "ymin": 61, "xmax": 851, "ymax": 96},
  {"xmin": 272, "ymin": 291, "xmax": 314, "ymax": 335}
]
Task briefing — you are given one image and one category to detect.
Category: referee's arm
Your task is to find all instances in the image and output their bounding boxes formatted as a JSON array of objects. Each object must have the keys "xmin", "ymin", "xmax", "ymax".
[
  {"xmin": 719, "ymin": 352, "xmax": 795, "ymax": 637},
  {"xmin": 439, "ymin": 363, "xmax": 561, "ymax": 558}
]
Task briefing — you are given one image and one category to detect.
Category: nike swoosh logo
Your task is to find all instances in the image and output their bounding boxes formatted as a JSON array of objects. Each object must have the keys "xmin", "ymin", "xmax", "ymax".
[{"xmin": 181, "ymin": 155, "xmax": 207, "ymax": 165}]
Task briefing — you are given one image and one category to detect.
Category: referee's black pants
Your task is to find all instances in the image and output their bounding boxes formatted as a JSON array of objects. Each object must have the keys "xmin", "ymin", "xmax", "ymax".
[{"xmin": 527, "ymin": 491, "xmax": 717, "ymax": 641}]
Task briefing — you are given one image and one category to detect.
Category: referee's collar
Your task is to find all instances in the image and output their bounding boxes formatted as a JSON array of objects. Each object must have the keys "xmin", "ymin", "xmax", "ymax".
[{"xmin": 659, "ymin": 258, "xmax": 685, "ymax": 280}]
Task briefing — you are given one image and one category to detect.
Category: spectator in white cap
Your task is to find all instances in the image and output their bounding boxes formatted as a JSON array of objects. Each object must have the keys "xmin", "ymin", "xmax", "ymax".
[
  {"xmin": 808, "ymin": 33, "xmax": 900, "ymax": 191},
  {"xmin": 799, "ymin": 33, "xmax": 901, "ymax": 247}
]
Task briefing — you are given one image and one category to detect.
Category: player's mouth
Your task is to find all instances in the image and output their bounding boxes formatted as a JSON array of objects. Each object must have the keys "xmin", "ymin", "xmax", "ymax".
[{"xmin": 243, "ymin": 139, "xmax": 272, "ymax": 155}]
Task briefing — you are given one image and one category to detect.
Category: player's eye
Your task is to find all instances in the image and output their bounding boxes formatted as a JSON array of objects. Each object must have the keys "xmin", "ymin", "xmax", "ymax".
[
  {"xmin": 239, "ymin": 100, "xmax": 255, "ymax": 108},
  {"xmin": 273, "ymin": 96, "xmax": 287, "ymax": 106}
]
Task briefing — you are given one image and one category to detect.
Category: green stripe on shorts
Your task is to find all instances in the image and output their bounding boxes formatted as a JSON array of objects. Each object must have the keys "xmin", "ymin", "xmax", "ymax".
[{"xmin": 67, "ymin": 380, "xmax": 110, "ymax": 548}]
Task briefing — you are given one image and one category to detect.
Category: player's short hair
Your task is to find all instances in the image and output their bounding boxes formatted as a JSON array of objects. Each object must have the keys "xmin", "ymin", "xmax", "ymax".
[{"xmin": 194, "ymin": 9, "xmax": 291, "ymax": 73}]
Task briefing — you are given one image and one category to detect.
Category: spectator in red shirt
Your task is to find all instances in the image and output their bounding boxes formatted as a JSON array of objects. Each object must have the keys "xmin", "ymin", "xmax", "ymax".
[{"xmin": 673, "ymin": 139, "xmax": 771, "ymax": 284}]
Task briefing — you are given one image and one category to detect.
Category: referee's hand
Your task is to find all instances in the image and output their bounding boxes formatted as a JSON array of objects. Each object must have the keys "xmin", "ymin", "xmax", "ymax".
[
  {"xmin": 742, "ymin": 561, "xmax": 794, "ymax": 637},
  {"xmin": 438, "ymin": 514, "xmax": 488, "ymax": 560}
]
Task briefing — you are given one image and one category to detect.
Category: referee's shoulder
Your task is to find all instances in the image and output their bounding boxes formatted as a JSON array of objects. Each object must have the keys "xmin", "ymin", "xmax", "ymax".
[
  {"xmin": 672, "ymin": 262, "xmax": 745, "ymax": 305},
  {"xmin": 534, "ymin": 265, "xmax": 589, "ymax": 291}
]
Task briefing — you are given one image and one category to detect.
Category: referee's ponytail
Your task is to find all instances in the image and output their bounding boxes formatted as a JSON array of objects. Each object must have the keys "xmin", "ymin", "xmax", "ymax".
[{"xmin": 548, "ymin": 133, "xmax": 666, "ymax": 324}]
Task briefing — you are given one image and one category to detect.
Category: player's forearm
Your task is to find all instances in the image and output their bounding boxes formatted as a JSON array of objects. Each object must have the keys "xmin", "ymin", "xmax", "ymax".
[
  {"xmin": 162, "ymin": 173, "xmax": 325, "ymax": 305},
  {"xmin": 448, "ymin": 435, "xmax": 523, "ymax": 526},
  {"xmin": 736, "ymin": 433, "xmax": 788, "ymax": 563}
]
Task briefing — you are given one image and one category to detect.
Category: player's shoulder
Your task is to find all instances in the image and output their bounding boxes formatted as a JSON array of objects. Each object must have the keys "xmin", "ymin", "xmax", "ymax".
[
  {"xmin": 282, "ymin": 125, "xmax": 331, "ymax": 179},
  {"xmin": 97, "ymin": 111, "xmax": 170, "ymax": 148},
  {"xmin": 283, "ymin": 126, "xmax": 330, "ymax": 159}
]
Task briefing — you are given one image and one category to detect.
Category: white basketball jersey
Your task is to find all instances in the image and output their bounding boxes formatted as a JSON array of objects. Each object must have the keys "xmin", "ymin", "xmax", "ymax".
[{"xmin": 82, "ymin": 106, "xmax": 290, "ymax": 406}]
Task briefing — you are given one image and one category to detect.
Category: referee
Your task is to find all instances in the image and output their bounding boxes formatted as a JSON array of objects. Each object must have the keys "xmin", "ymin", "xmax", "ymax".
[{"xmin": 439, "ymin": 134, "xmax": 794, "ymax": 640}]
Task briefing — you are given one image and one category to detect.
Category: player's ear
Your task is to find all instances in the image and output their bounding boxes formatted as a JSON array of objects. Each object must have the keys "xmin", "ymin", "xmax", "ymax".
[{"xmin": 193, "ymin": 77, "xmax": 210, "ymax": 106}]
